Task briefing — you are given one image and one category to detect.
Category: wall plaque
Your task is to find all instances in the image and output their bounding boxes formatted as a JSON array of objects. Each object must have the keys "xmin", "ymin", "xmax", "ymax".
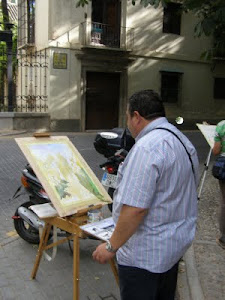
[{"xmin": 53, "ymin": 52, "xmax": 67, "ymax": 69}]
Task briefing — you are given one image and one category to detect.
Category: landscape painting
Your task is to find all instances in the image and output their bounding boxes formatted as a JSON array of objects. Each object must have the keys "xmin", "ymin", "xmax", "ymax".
[{"xmin": 15, "ymin": 136, "xmax": 112, "ymax": 217}]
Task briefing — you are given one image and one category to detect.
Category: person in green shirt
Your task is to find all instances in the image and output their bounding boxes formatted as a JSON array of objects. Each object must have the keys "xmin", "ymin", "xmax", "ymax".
[{"xmin": 213, "ymin": 120, "xmax": 225, "ymax": 249}]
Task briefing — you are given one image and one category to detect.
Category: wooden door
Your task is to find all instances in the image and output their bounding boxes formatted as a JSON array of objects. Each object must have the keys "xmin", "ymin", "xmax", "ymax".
[{"xmin": 85, "ymin": 72, "xmax": 120, "ymax": 130}]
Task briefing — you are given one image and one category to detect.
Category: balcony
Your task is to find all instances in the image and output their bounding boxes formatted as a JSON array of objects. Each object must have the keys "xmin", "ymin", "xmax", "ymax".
[{"xmin": 80, "ymin": 21, "xmax": 134, "ymax": 51}]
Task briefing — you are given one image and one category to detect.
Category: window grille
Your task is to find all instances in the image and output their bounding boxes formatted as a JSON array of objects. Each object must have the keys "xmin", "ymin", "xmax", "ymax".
[
  {"xmin": 16, "ymin": 49, "xmax": 48, "ymax": 112},
  {"xmin": 0, "ymin": 48, "xmax": 48, "ymax": 112},
  {"xmin": 160, "ymin": 71, "xmax": 182, "ymax": 103},
  {"xmin": 18, "ymin": 0, "xmax": 35, "ymax": 47}
]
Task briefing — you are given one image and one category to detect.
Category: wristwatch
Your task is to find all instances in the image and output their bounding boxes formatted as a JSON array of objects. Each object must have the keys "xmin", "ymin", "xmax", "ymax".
[{"xmin": 105, "ymin": 240, "xmax": 117, "ymax": 253}]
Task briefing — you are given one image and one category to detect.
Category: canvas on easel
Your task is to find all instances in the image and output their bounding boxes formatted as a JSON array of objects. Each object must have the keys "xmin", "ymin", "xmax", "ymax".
[
  {"xmin": 15, "ymin": 136, "xmax": 112, "ymax": 217},
  {"xmin": 196, "ymin": 123, "xmax": 216, "ymax": 199},
  {"xmin": 196, "ymin": 123, "xmax": 216, "ymax": 149}
]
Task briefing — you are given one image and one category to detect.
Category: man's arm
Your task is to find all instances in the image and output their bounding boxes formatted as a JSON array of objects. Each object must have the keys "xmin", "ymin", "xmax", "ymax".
[
  {"xmin": 92, "ymin": 204, "xmax": 148, "ymax": 264},
  {"xmin": 110, "ymin": 204, "xmax": 148, "ymax": 249},
  {"xmin": 213, "ymin": 141, "xmax": 221, "ymax": 156}
]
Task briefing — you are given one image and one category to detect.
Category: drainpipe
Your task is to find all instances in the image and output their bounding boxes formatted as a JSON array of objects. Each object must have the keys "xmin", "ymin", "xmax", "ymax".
[
  {"xmin": 7, "ymin": 34, "xmax": 13, "ymax": 112},
  {"xmin": 0, "ymin": 24, "xmax": 14, "ymax": 112}
]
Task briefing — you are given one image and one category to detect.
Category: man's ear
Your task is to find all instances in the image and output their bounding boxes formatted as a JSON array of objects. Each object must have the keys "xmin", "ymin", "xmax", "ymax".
[{"xmin": 133, "ymin": 111, "xmax": 142, "ymax": 123}]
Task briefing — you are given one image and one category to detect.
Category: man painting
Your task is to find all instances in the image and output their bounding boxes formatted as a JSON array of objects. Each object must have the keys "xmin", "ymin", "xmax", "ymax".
[{"xmin": 93, "ymin": 89, "xmax": 199, "ymax": 300}]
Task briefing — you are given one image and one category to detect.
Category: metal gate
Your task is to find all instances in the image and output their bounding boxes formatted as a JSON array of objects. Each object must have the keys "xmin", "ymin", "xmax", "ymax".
[{"xmin": 0, "ymin": 47, "xmax": 48, "ymax": 112}]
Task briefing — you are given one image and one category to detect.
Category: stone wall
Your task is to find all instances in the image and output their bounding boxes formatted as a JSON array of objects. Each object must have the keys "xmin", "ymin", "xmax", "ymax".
[{"xmin": 0, "ymin": 113, "xmax": 50, "ymax": 131}]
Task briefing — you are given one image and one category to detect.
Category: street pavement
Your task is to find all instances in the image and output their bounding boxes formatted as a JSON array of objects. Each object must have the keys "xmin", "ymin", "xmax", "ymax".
[{"xmin": 0, "ymin": 129, "xmax": 224, "ymax": 299}]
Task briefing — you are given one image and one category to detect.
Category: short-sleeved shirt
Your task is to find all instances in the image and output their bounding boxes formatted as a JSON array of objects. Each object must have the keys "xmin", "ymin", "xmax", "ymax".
[
  {"xmin": 214, "ymin": 120, "xmax": 225, "ymax": 156},
  {"xmin": 113, "ymin": 117, "xmax": 199, "ymax": 273}
]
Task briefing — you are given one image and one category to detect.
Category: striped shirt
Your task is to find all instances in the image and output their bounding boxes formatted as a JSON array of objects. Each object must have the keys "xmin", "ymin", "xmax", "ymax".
[{"xmin": 113, "ymin": 117, "xmax": 199, "ymax": 273}]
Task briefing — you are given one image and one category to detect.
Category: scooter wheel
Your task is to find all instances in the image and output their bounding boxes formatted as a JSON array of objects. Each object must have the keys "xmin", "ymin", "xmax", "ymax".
[{"xmin": 14, "ymin": 201, "xmax": 44, "ymax": 244}]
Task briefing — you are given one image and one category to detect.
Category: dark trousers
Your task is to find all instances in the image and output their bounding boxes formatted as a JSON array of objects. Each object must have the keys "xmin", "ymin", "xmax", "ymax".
[
  {"xmin": 118, "ymin": 262, "xmax": 179, "ymax": 300},
  {"xmin": 219, "ymin": 180, "xmax": 225, "ymax": 239}
]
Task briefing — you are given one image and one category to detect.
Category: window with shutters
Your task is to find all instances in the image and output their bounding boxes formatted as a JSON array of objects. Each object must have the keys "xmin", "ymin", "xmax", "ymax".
[
  {"xmin": 160, "ymin": 71, "xmax": 182, "ymax": 103},
  {"xmin": 163, "ymin": 3, "xmax": 182, "ymax": 35}
]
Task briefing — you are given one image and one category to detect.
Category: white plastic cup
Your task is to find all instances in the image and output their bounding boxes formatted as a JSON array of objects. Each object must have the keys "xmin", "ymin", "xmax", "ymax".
[{"xmin": 87, "ymin": 209, "xmax": 103, "ymax": 223}]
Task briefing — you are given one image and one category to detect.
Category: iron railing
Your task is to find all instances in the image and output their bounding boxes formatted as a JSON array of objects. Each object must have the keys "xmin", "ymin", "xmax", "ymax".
[
  {"xmin": 48, "ymin": 21, "xmax": 134, "ymax": 51},
  {"xmin": 81, "ymin": 21, "xmax": 134, "ymax": 50},
  {"xmin": 0, "ymin": 48, "xmax": 48, "ymax": 112},
  {"xmin": 91, "ymin": 22, "xmax": 120, "ymax": 48}
]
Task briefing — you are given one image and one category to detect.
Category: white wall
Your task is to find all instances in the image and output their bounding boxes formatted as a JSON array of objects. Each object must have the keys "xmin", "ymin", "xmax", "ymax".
[
  {"xmin": 35, "ymin": 0, "xmax": 49, "ymax": 50},
  {"xmin": 34, "ymin": 1, "xmax": 225, "ymax": 129},
  {"xmin": 127, "ymin": 56, "xmax": 216, "ymax": 119},
  {"xmin": 48, "ymin": 0, "xmax": 88, "ymax": 45},
  {"xmin": 48, "ymin": 48, "xmax": 81, "ymax": 121},
  {"xmin": 126, "ymin": 2, "xmax": 224, "ymax": 121},
  {"xmin": 127, "ymin": 2, "xmax": 211, "ymax": 61}
]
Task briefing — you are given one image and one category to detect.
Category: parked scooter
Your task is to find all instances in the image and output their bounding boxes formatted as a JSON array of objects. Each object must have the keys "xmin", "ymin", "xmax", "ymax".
[
  {"xmin": 94, "ymin": 128, "xmax": 135, "ymax": 212},
  {"xmin": 11, "ymin": 164, "xmax": 97, "ymax": 246},
  {"xmin": 11, "ymin": 164, "xmax": 52, "ymax": 244}
]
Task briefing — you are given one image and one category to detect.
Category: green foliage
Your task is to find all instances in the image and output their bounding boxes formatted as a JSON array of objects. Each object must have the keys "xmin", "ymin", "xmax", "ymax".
[
  {"xmin": 0, "ymin": 2, "xmax": 18, "ymax": 60},
  {"xmin": 183, "ymin": 0, "xmax": 224, "ymax": 35},
  {"xmin": 183, "ymin": 0, "xmax": 225, "ymax": 58},
  {"xmin": 134, "ymin": 0, "xmax": 225, "ymax": 58},
  {"xmin": 76, "ymin": 0, "xmax": 90, "ymax": 8},
  {"xmin": 0, "ymin": 1, "xmax": 18, "ymax": 108}
]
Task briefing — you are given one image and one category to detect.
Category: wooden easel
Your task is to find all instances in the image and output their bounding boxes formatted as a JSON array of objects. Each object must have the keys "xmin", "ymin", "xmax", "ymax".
[
  {"xmin": 31, "ymin": 204, "xmax": 119, "ymax": 300},
  {"xmin": 30, "ymin": 132, "xmax": 118, "ymax": 299}
]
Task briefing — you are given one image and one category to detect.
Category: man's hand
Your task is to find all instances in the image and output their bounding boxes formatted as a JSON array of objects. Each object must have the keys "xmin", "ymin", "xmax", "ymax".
[
  {"xmin": 93, "ymin": 205, "xmax": 147, "ymax": 265},
  {"xmin": 92, "ymin": 243, "xmax": 115, "ymax": 264},
  {"xmin": 93, "ymin": 205, "xmax": 147, "ymax": 264}
]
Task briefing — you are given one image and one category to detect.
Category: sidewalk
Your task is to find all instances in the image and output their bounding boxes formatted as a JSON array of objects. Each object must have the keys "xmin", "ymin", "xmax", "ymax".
[
  {"xmin": 0, "ymin": 130, "xmax": 119, "ymax": 300},
  {"xmin": 0, "ymin": 233, "xmax": 119, "ymax": 300},
  {"xmin": 0, "ymin": 130, "xmax": 225, "ymax": 299},
  {"xmin": 177, "ymin": 168, "xmax": 225, "ymax": 300}
]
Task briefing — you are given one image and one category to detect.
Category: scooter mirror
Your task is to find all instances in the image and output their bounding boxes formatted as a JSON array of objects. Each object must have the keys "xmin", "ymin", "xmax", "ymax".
[
  {"xmin": 175, "ymin": 116, "xmax": 184, "ymax": 125},
  {"xmin": 100, "ymin": 132, "xmax": 119, "ymax": 139}
]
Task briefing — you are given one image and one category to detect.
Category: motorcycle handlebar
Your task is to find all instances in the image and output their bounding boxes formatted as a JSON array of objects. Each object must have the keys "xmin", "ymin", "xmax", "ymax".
[{"xmin": 99, "ymin": 149, "xmax": 127, "ymax": 168}]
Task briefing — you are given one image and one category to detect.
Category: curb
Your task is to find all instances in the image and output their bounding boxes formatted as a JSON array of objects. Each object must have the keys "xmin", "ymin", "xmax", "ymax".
[
  {"xmin": 0, "ymin": 131, "xmax": 99, "ymax": 138},
  {"xmin": 0, "ymin": 130, "xmax": 27, "ymax": 137},
  {"xmin": 178, "ymin": 244, "xmax": 205, "ymax": 300}
]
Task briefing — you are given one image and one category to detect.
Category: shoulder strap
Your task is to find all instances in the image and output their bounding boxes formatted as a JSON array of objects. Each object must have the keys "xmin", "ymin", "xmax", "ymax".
[{"xmin": 153, "ymin": 127, "xmax": 195, "ymax": 175}]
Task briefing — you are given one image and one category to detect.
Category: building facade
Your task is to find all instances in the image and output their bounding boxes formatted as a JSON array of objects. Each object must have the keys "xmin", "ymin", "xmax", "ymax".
[{"xmin": 16, "ymin": 0, "xmax": 225, "ymax": 131}]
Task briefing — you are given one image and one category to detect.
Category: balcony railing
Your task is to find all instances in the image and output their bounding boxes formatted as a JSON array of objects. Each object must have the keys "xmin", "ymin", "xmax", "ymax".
[
  {"xmin": 81, "ymin": 21, "xmax": 134, "ymax": 51},
  {"xmin": 48, "ymin": 21, "xmax": 134, "ymax": 51}
]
